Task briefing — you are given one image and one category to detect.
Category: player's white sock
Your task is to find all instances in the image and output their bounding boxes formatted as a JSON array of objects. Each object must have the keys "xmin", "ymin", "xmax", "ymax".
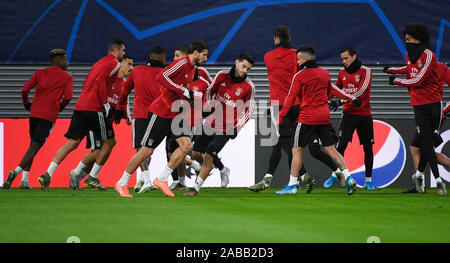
[
  {"xmin": 190, "ymin": 160, "xmax": 202, "ymax": 173},
  {"xmin": 140, "ymin": 170, "xmax": 149, "ymax": 183},
  {"xmin": 118, "ymin": 171, "xmax": 132, "ymax": 186},
  {"xmin": 365, "ymin": 177, "xmax": 372, "ymax": 183},
  {"xmin": 436, "ymin": 177, "xmax": 443, "ymax": 184},
  {"xmin": 179, "ymin": 176, "xmax": 186, "ymax": 184},
  {"xmin": 288, "ymin": 175, "xmax": 298, "ymax": 186},
  {"xmin": 415, "ymin": 171, "xmax": 424, "ymax": 179},
  {"xmin": 332, "ymin": 168, "xmax": 340, "ymax": 178},
  {"xmin": 158, "ymin": 167, "xmax": 173, "ymax": 182},
  {"xmin": 14, "ymin": 166, "xmax": 23, "ymax": 175},
  {"xmin": 89, "ymin": 163, "xmax": 102, "ymax": 178},
  {"xmin": 73, "ymin": 161, "xmax": 87, "ymax": 176},
  {"xmin": 47, "ymin": 162, "xmax": 58, "ymax": 177},
  {"xmin": 300, "ymin": 174, "xmax": 306, "ymax": 182},
  {"xmin": 341, "ymin": 169, "xmax": 350, "ymax": 180},
  {"xmin": 194, "ymin": 177, "xmax": 204, "ymax": 192},
  {"xmin": 21, "ymin": 171, "xmax": 29, "ymax": 183},
  {"xmin": 264, "ymin": 173, "xmax": 273, "ymax": 179}
]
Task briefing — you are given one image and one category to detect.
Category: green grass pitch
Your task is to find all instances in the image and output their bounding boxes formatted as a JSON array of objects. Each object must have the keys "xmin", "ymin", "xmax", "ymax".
[{"xmin": 0, "ymin": 187, "xmax": 449, "ymax": 243}]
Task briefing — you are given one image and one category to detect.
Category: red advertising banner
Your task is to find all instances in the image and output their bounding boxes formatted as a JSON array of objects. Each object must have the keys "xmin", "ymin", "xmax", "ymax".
[{"xmin": 1, "ymin": 118, "xmax": 138, "ymax": 188}]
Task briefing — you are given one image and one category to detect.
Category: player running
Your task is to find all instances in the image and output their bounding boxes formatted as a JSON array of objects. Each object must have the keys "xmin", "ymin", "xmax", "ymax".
[
  {"xmin": 115, "ymin": 40, "xmax": 208, "ymax": 197},
  {"xmin": 277, "ymin": 45, "xmax": 358, "ymax": 196},
  {"xmin": 385, "ymin": 23, "xmax": 447, "ymax": 195},
  {"xmin": 250, "ymin": 26, "xmax": 348, "ymax": 193},
  {"xmin": 184, "ymin": 53, "xmax": 256, "ymax": 196},
  {"xmin": 38, "ymin": 38, "xmax": 125, "ymax": 191},
  {"xmin": 68, "ymin": 54, "xmax": 134, "ymax": 190},
  {"xmin": 3, "ymin": 49, "xmax": 73, "ymax": 190},
  {"xmin": 113, "ymin": 46, "xmax": 167, "ymax": 193},
  {"xmin": 323, "ymin": 47, "xmax": 375, "ymax": 190},
  {"xmin": 403, "ymin": 61, "xmax": 450, "ymax": 193}
]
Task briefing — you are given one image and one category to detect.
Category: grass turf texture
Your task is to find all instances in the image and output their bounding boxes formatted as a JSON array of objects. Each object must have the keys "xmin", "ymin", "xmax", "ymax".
[{"xmin": 0, "ymin": 187, "xmax": 449, "ymax": 243}]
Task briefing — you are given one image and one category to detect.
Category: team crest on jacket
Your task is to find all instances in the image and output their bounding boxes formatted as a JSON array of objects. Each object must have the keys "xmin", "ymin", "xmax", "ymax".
[
  {"xmin": 193, "ymin": 86, "xmax": 198, "ymax": 91},
  {"xmin": 354, "ymin": 74, "xmax": 360, "ymax": 82},
  {"xmin": 417, "ymin": 59, "xmax": 422, "ymax": 68},
  {"xmin": 235, "ymin": 87, "xmax": 242, "ymax": 96}
]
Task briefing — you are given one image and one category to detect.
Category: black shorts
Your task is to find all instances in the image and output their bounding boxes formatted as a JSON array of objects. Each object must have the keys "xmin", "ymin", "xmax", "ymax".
[
  {"xmin": 338, "ymin": 113, "xmax": 374, "ymax": 145},
  {"xmin": 85, "ymin": 130, "xmax": 102, "ymax": 150},
  {"xmin": 65, "ymin": 110, "xmax": 114, "ymax": 141},
  {"xmin": 29, "ymin": 117, "xmax": 54, "ymax": 143},
  {"xmin": 270, "ymin": 105, "xmax": 299, "ymax": 137},
  {"xmin": 411, "ymin": 101, "xmax": 443, "ymax": 147},
  {"xmin": 294, "ymin": 123, "xmax": 338, "ymax": 148},
  {"xmin": 165, "ymin": 125, "xmax": 197, "ymax": 154},
  {"xmin": 132, "ymin": 118, "xmax": 150, "ymax": 149},
  {"xmin": 165, "ymin": 131, "xmax": 178, "ymax": 154},
  {"xmin": 192, "ymin": 127, "xmax": 231, "ymax": 156}
]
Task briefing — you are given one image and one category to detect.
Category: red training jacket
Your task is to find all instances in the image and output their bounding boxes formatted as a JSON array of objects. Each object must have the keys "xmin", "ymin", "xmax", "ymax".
[
  {"xmin": 204, "ymin": 69, "xmax": 255, "ymax": 132},
  {"xmin": 335, "ymin": 65, "xmax": 372, "ymax": 116},
  {"xmin": 280, "ymin": 66, "xmax": 355, "ymax": 125},
  {"xmin": 387, "ymin": 49, "xmax": 441, "ymax": 106},
  {"xmin": 264, "ymin": 46, "xmax": 300, "ymax": 106},
  {"xmin": 75, "ymin": 54, "xmax": 120, "ymax": 112},
  {"xmin": 22, "ymin": 65, "xmax": 73, "ymax": 123},
  {"xmin": 149, "ymin": 56, "xmax": 195, "ymax": 119},
  {"xmin": 118, "ymin": 62, "xmax": 164, "ymax": 119}
]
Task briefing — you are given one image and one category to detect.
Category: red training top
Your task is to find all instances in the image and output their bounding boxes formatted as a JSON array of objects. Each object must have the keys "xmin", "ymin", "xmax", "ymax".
[
  {"xmin": 22, "ymin": 65, "xmax": 73, "ymax": 122},
  {"xmin": 75, "ymin": 54, "xmax": 120, "ymax": 112},
  {"xmin": 264, "ymin": 46, "xmax": 300, "ymax": 106}
]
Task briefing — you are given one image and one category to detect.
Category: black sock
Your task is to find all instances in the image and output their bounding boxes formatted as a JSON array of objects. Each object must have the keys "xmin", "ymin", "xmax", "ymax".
[
  {"xmin": 172, "ymin": 168, "xmax": 179, "ymax": 181},
  {"xmin": 308, "ymin": 140, "xmax": 338, "ymax": 171},
  {"xmin": 267, "ymin": 140, "xmax": 282, "ymax": 175},
  {"xmin": 420, "ymin": 135, "xmax": 440, "ymax": 179},
  {"xmin": 418, "ymin": 152, "xmax": 427, "ymax": 173},
  {"xmin": 213, "ymin": 156, "xmax": 224, "ymax": 171},
  {"xmin": 363, "ymin": 143, "xmax": 374, "ymax": 177}
]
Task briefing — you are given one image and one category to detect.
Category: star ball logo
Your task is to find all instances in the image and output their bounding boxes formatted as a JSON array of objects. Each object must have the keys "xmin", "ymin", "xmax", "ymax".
[{"xmin": 345, "ymin": 120, "xmax": 406, "ymax": 188}]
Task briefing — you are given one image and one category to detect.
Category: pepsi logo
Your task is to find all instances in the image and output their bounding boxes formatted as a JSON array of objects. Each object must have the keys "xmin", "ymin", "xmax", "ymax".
[{"xmin": 344, "ymin": 120, "xmax": 406, "ymax": 188}]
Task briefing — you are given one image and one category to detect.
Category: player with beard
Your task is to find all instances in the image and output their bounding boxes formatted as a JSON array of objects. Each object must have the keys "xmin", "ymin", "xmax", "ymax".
[
  {"xmin": 185, "ymin": 53, "xmax": 255, "ymax": 196},
  {"xmin": 385, "ymin": 23, "xmax": 447, "ymax": 195},
  {"xmin": 115, "ymin": 40, "xmax": 208, "ymax": 197}
]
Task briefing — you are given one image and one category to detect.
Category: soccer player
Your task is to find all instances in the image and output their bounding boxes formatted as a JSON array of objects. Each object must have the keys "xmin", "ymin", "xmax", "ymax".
[
  {"xmin": 403, "ymin": 61, "xmax": 450, "ymax": 193},
  {"xmin": 385, "ymin": 23, "xmax": 446, "ymax": 195},
  {"xmin": 37, "ymin": 38, "xmax": 125, "ymax": 191},
  {"xmin": 323, "ymin": 47, "xmax": 375, "ymax": 190},
  {"xmin": 250, "ymin": 26, "xmax": 352, "ymax": 193},
  {"xmin": 185, "ymin": 53, "xmax": 256, "ymax": 196},
  {"xmin": 250, "ymin": 26, "xmax": 311, "ymax": 192},
  {"xmin": 68, "ymin": 54, "xmax": 134, "ymax": 190},
  {"xmin": 165, "ymin": 46, "xmax": 204, "ymax": 190},
  {"xmin": 112, "ymin": 46, "xmax": 167, "ymax": 193},
  {"xmin": 277, "ymin": 45, "xmax": 358, "ymax": 195},
  {"xmin": 3, "ymin": 49, "xmax": 73, "ymax": 190},
  {"xmin": 115, "ymin": 40, "xmax": 208, "ymax": 198}
]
